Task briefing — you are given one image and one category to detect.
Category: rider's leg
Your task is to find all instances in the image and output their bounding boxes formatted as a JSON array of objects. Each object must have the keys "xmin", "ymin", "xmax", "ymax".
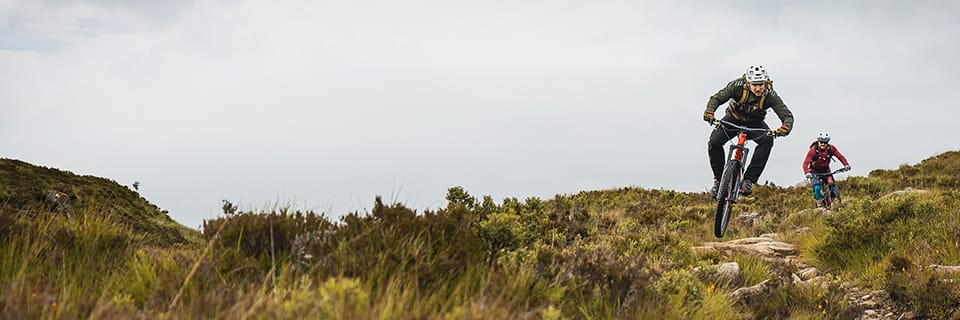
[
  {"xmin": 829, "ymin": 183, "xmax": 840, "ymax": 199},
  {"xmin": 707, "ymin": 117, "xmax": 738, "ymax": 181},
  {"xmin": 743, "ymin": 122, "xmax": 773, "ymax": 183},
  {"xmin": 810, "ymin": 178, "xmax": 822, "ymax": 200}
]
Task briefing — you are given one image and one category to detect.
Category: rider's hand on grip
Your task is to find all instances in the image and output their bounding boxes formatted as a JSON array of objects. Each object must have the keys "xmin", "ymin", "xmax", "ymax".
[
  {"xmin": 843, "ymin": 165, "xmax": 851, "ymax": 172},
  {"xmin": 773, "ymin": 125, "xmax": 789, "ymax": 136},
  {"xmin": 703, "ymin": 111, "xmax": 715, "ymax": 124},
  {"xmin": 805, "ymin": 173, "xmax": 813, "ymax": 179}
]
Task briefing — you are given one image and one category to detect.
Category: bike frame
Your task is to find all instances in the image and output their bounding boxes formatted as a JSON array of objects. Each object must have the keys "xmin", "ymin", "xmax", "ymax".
[
  {"xmin": 724, "ymin": 131, "xmax": 751, "ymax": 199},
  {"xmin": 810, "ymin": 168, "xmax": 848, "ymax": 208},
  {"xmin": 715, "ymin": 120, "xmax": 768, "ymax": 201}
]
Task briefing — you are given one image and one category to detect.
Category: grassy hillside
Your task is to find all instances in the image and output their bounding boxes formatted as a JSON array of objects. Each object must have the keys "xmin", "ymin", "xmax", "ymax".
[
  {"xmin": 0, "ymin": 158, "xmax": 199, "ymax": 246},
  {"xmin": 1, "ymin": 152, "xmax": 959, "ymax": 318}
]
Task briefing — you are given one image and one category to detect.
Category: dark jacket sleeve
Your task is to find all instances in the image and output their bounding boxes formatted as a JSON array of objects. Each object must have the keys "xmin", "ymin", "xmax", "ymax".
[
  {"xmin": 831, "ymin": 145, "xmax": 850, "ymax": 166},
  {"xmin": 705, "ymin": 79, "xmax": 741, "ymax": 114},
  {"xmin": 765, "ymin": 91, "xmax": 794, "ymax": 131},
  {"xmin": 802, "ymin": 147, "xmax": 815, "ymax": 174}
]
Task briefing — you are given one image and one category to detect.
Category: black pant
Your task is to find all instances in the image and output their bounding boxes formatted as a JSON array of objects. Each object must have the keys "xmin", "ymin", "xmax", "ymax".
[{"xmin": 707, "ymin": 116, "xmax": 773, "ymax": 183}]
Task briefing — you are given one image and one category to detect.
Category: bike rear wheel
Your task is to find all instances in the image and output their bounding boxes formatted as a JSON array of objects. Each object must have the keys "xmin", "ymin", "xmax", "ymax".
[
  {"xmin": 831, "ymin": 185, "xmax": 842, "ymax": 207},
  {"xmin": 822, "ymin": 182, "xmax": 833, "ymax": 208},
  {"xmin": 715, "ymin": 160, "xmax": 741, "ymax": 238}
]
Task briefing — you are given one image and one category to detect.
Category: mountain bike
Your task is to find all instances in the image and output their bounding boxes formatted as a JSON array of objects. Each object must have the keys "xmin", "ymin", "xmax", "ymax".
[
  {"xmin": 810, "ymin": 167, "xmax": 850, "ymax": 209},
  {"xmin": 712, "ymin": 119, "xmax": 777, "ymax": 238}
]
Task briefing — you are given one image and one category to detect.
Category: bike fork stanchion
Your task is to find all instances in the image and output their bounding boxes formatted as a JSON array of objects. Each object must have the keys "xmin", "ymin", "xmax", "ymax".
[{"xmin": 725, "ymin": 143, "xmax": 750, "ymax": 197}]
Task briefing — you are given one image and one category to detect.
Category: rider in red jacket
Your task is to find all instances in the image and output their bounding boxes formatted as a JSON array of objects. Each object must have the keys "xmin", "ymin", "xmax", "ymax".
[{"xmin": 802, "ymin": 132, "xmax": 851, "ymax": 205}]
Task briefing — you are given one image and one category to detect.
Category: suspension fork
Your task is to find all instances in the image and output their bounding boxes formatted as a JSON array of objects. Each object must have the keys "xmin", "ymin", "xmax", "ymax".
[{"xmin": 728, "ymin": 132, "xmax": 750, "ymax": 161}]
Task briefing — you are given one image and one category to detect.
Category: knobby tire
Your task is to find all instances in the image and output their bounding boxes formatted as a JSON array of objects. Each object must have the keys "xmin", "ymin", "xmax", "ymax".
[
  {"xmin": 822, "ymin": 182, "xmax": 832, "ymax": 208},
  {"xmin": 830, "ymin": 185, "xmax": 842, "ymax": 208},
  {"xmin": 715, "ymin": 160, "xmax": 741, "ymax": 238}
]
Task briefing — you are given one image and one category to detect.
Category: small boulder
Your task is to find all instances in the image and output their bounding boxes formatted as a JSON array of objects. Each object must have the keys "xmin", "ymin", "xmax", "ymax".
[
  {"xmin": 717, "ymin": 262, "xmax": 744, "ymax": 287},
  {"xmin": 43, "ymin": 189, "xmax": 74, "ymax": 218},
  {"xmin": 797, "ymin": 267, "xmax": 819, "ymax": 280}
]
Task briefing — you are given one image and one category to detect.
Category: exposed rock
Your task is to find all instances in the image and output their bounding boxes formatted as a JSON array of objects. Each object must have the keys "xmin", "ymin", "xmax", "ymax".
[
  {"xmin": 697, "ymin": 232, "xmax": 907, "ymax": 319},
  {"xmin": 795, "ymin": 207, "xmax": 829, "ymax": 217},
  {"xmin": 717, "ymin": 262, "xmax": 744, "ymax": 287},
  {"xmin": 790, "ymin": 273, "xmax": 803, "ymax": 284},
  {"xmin": 759, "ymin": 233, "xmax": 781, "ymax": 241},
  {"xmin": 44, "ymin": 189, "xmax": 74, "ymax": 218},
  {"xmin": 697, "ymin": 236, "xmax": 799, "ymax": 259},
  {"xmin": 882, "ymin": 187, "xmax": 929, "ymax": 200},
  {"xmin": 735, "ymin": 212, "xmax": 760, "ymax": 226},
  {"xmin": 847, "ymin": 288, "xmax": 899, "ymax": 320},
  {"xmin": 729, "ymin": 279, "xmax": 777, "ymax": 302},
  {"xmin": 694, "ymin": 262, "xmax": 744, "ymax": 287},
  {"xmin": 927, "ymin": 264, "xmax": 960, "ymax": 274},
  {"xmin": 690, "ymin": 246, "xmax": 716, "ymax": 255},
  {"xmin": 797, "ymin": 267, "xmax": 819, "ymax": 280}
]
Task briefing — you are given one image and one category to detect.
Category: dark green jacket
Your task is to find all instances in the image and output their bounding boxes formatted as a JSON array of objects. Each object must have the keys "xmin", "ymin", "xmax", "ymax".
[{"xmin": 705, "ymin": 77, "xmax": 794, "ymax": 131}]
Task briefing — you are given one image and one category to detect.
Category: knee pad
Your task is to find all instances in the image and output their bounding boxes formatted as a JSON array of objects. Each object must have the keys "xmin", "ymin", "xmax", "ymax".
[{"xmin": 812, "ymin": 184, "xmax": 822, "ymax": 200}]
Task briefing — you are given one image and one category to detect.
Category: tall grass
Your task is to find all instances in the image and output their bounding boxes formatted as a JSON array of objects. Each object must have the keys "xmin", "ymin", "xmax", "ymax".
[
  {"xmin": 2, "ymin": 151, "xmax": 960, "ymax": 318},
  {"xmin": 0, "ymin": 205, "xmax": 137, "ymax": 318}
]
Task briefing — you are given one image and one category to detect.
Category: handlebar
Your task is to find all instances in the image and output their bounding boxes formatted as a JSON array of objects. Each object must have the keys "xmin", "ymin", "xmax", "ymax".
[
  {"xmin": 809, "ymin": 168, "xmax": 850, "ymax": 177},
  {"xmin": 712, "ymin": 119, "xmax": 780, "ymax": 136}
]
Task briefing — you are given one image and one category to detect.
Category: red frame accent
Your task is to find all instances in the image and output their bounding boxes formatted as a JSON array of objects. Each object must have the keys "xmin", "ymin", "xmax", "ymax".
[{"xmin": 733, "ymin": 132, "xmax": 747, "ymax": 161}]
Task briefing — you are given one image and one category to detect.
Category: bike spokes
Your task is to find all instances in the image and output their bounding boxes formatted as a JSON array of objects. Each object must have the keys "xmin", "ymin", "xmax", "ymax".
[
  {"xmin": 715, "ymin": 160, "xmax": 741, "ymax": 238},
  {"xmin": 714, "ymin": 199, "xmax": 729, "ymax": 237}
]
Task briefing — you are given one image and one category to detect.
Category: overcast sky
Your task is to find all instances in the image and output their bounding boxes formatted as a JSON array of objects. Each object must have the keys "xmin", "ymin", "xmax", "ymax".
[{"xmin": 2, "ymin": 0, "xmax": 959, "ymax": 229}]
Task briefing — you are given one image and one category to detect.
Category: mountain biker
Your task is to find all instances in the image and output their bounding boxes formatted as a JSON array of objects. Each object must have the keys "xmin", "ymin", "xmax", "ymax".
[
  {"xmin": 704, "ymin": 65, "xmax": 794, "ymax": 196},
  {"xmin": 802, "ymin": 132, "xmax": 851, "ymax": 206}
]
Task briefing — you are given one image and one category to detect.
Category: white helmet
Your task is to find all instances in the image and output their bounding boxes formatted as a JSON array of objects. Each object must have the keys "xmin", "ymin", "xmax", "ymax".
[
  {"xmin": 745, "ymin": 65, "xmax": 769, "ymax": 84},
  {"xmin": 817, "ymin": 132, "xmax": 830, "ymax": 143}
]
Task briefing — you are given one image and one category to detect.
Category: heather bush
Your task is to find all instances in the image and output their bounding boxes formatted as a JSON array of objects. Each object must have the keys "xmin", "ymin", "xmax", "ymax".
[
  {"xmin": 3, "ymin": 151, "xmax": 960, "ymax": 318},
  {"xmin": 202, "ymin": 207, "xmax": 334, "ymax": 262}
]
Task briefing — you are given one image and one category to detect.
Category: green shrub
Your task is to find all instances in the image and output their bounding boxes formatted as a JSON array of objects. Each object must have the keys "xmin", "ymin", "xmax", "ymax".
[
  {"xmin": 478, "ymin": 211, "xmax": 522, "ymax": 255},
  {"xmin": 202, "ymin": 207, "xmax": 333, "ymax": 270},
  {"xmin": 885, "ymin": 254, "xmax": 960, "ymax": 319},
  {"xmin": 746, "ymin": 278, "xmax": 849, "ymax": 319}
]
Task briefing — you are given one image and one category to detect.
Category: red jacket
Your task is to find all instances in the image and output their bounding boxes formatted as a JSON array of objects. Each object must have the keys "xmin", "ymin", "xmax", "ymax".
[{"xmin": 803, "ymin": 143, "xmax": 849, "ymax": 174}]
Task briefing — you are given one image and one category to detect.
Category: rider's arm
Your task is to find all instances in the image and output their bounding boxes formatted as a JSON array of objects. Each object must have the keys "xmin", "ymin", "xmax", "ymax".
[
  {"xmin": 802, "ymin": 148, "xmax": 815, "ymax": 174},
  {"xmin": 831, "ymin": 145, "xmax": 850, "ymax": 166},
  {"xmin": 705, "ymin": 79, "xmax": 741, "ymax": 114},
  {"xmin": 765, "ymin": 92, "xmax": 794, "ymax": 133}
]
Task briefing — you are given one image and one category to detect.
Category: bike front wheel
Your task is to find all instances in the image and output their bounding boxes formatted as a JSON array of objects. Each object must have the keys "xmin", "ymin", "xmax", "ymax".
[{"xmin": 715, "ymin": 160, "xmax": 741, "ymax": 238}]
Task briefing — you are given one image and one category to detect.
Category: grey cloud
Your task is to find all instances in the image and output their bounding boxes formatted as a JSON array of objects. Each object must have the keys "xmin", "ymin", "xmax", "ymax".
[{"xmin": 2, "ymin": 0, "xmax": 960, "ymax": 228}]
